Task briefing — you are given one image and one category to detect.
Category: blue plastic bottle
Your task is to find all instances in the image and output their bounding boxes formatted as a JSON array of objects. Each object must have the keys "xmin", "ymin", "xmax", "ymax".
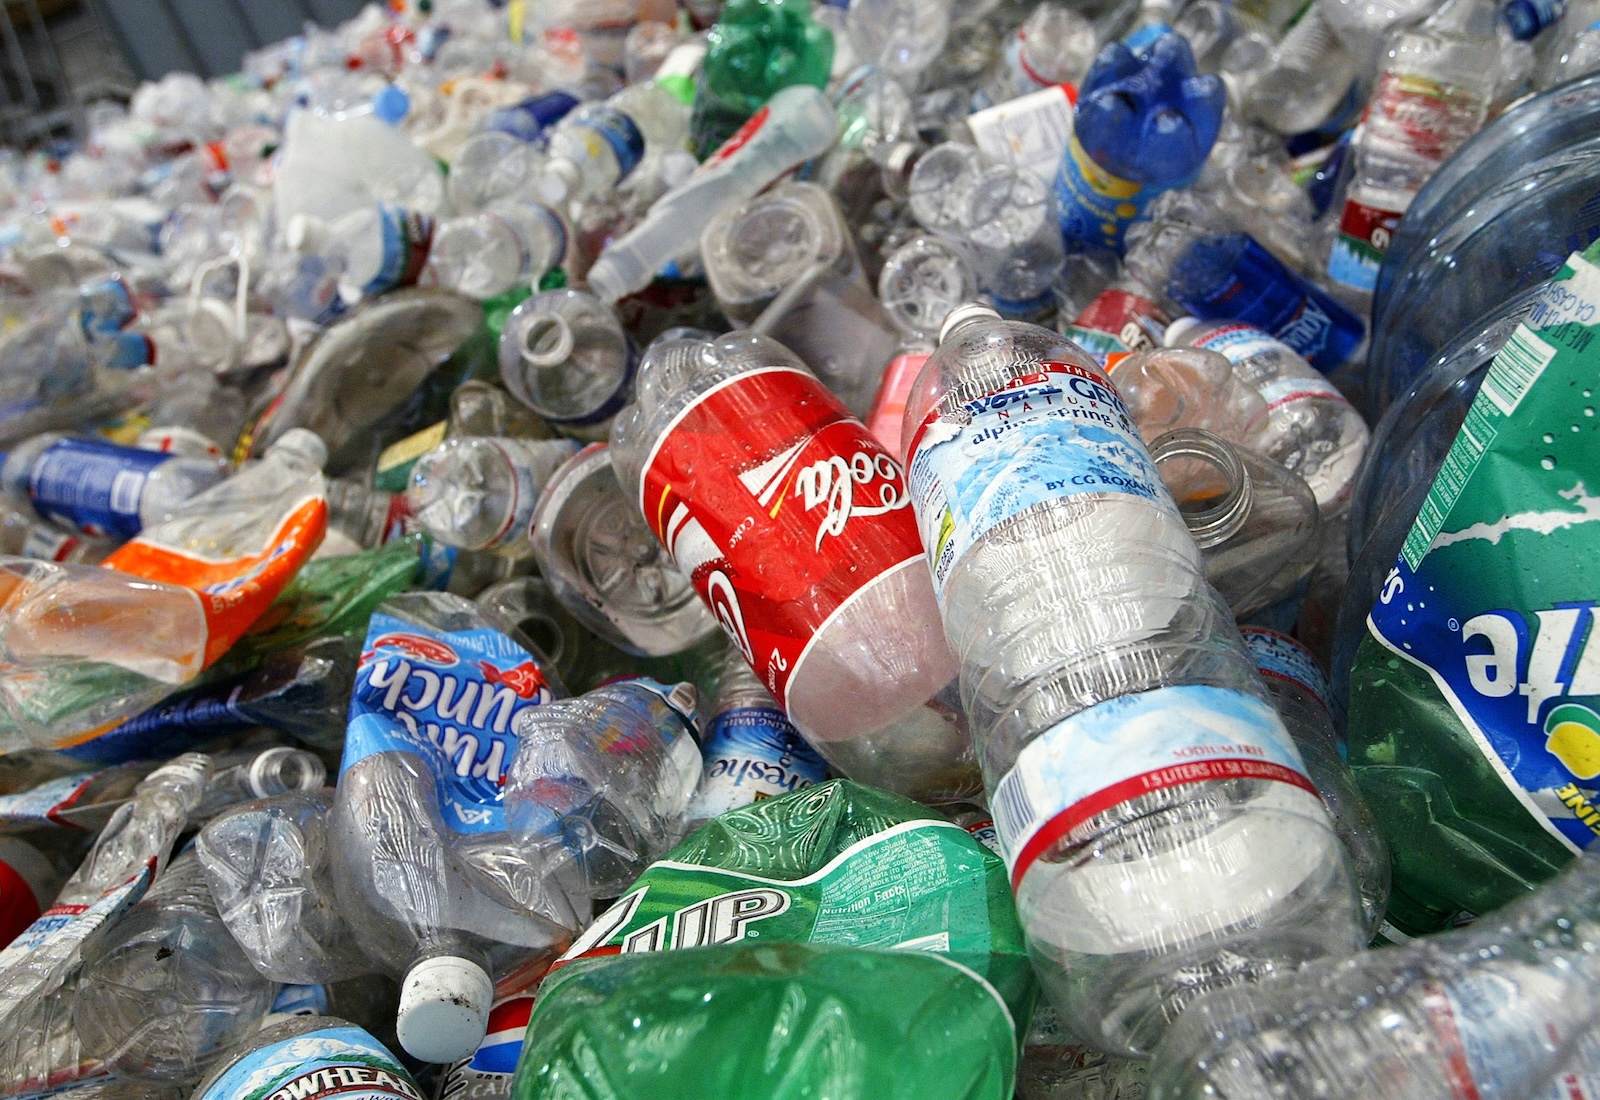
[{"xmin": 1054, "ymin": 32, "xmax": 1225, "ymax": 254}]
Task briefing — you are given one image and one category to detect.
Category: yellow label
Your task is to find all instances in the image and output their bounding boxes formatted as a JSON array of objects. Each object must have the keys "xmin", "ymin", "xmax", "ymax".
[{"xmin": 378, "ymin": 420, "xmax": 448, "ymax": 475}]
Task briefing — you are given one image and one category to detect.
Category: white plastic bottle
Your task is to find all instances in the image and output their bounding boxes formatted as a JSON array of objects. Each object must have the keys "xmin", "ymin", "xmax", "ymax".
[
  {"xmin": 584, "ymin": 84, "xmax": 840, "ymax": 303},
  {"xmin": 902, "ymin": 304, "xmax": 1363, "ymax": 1055}
]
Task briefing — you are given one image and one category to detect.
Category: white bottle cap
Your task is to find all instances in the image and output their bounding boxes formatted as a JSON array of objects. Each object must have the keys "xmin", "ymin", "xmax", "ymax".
[
  {"xmin": 396, "ymin": 955, "xmax": 494, "ymax": 1064},
  {"xmin": 939, "ymin": 302, "xmax": 1001, "ymax": 345},
  {"xmin": 271, "ymin": 428, "xmax": 329, "ymax": 470},
  {"xmin": 1162, "ymin": 315, "xmax": 1201, "ymax": 347}
]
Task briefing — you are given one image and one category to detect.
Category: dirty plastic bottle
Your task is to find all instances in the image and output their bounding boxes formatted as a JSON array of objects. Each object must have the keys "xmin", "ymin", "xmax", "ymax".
[
  {"xmin": 405, "ymin": 436, "xmax": 580, "ymax": 556},
  {"xmin": 504, "ymin": 678, "xmax": 702, "ymax": 900},
  {"xmin": 498, "ymin": 290, "xmax": 636, "ymax": 440},
  {"xmin": 73, "ymin": 851, "xmax": 277, "ymax": 1082},
  {"xmin": 0, "ymin": 435, "xmax": 228, "ymax": 541},
  {"xmin": 586, "ymin": 84, "xmax": 840, "ymax": 304},
  {"xmin": 902, "ymin": 303, "xmax": 1362, "ymax": 1055}
]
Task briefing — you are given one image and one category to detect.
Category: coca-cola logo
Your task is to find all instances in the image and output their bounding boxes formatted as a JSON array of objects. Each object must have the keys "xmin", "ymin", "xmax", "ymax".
[
  {"xmin": 794, "ymin": 451, "xmax": 912, "ymax": 549},
  {"xmin": 366, "ymin": 633, "xmax": 458, "ymax": 666},
  {"xmin": 705, "ymin": 568, "xmax": 754, "ymax": 666}
]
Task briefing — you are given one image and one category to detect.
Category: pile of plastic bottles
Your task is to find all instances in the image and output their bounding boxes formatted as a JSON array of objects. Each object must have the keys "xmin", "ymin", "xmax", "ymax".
[{"xmin": 1, "ymin": 0, "xmax": 1599, "ymax": 1096}]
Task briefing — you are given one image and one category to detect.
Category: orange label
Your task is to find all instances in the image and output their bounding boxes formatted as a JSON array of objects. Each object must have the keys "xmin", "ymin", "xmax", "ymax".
[{"xmin": 104, "ymin": 496, "xmax": 328, "ymax": 668}]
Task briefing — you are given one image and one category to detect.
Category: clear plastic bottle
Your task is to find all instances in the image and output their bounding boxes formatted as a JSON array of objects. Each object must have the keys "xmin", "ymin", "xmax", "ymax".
[
  {"xmin": 497, "ymin": 290, "xmax": 636, "ymax": 440},
  {"xmin": 0, "ymin": 502, "xmax": 111, "ymax": 565},
  {"xmin": 907, "ymin": 142, "xmax": 986, "ymax": 242},
  {"xmin": 1162, "ymin": 318, "xmax": 1370, "ymax": 516},
  {"xmin": 961, "ymin": 163, "xmax": 1064, "ymax": 313},
  {"xmin": 528, "ymin": 442, "xmax": 719, "ymax": 658},
  {"xmin": 702, "ymin": 180, "xmax": 899, "ymax": 417},
  {"xmin": 586, "ymin": 84, "xmax": 840, "ymax": 303},
  {"xmin": 404, "ymin": 436, "xmax": 580, "ymax": 556},
  {"xmin": 0, "ymin": 435, "xmax": 228, "ymax": 541},
  {"xmin": 901, "ymin": 304, "xmax": 1362, "ymax": 1055},
  {"xmin": 1221, "ymin": 5, "xmax": 1360, "ymax": 136},
  {"xmin": 446, "ymin": 131, "xmax": 549, "ymax": 214},
  {"xmin": 979, "ymin": 3, "xmax": 1097, "ymax": 107},
  {"xmin": 73, "ymin": 851, "xmax": 277, "ymax": 1082},
  {"xmin": 426, "ymin": 203, "xmax": 568, "ymax": 302},
  {"xmin": 1148, "ymin": 429, "xmax": 1320, "ymax": 621},
  {"xmin": 539, "ymin": 76, "xmax": 693, "ymax": 210},
  {"xmin": 323, "ymin": 476, "xmax": 407, "ymax": 555},
  {"xmin": 197, "ymin": 789, "xmax": 373, "ymax": 986},
  {"xmin": 504, "ymin": 678, "xmax": 703, "ymax": 900},
  {"xmin": 846, "ymin": 0, "xmax": 951, "ymax": 80},
  {"xmin": 609, "ymin": 330, "xmax": 960, "ymax": 753},
  {"xmin": 190, "ymin": 745, "xmax": 327, "ymax": 821},
  {"xmin": 1149, "ymin": 848, "xmax": 1600, "ymax": 1100},
  {"xmin": 1323, "ymin": 0, "xmax": 1501, "ymax": 304},
  {"xmin": 685, "ymin": 648, "xmax": 830, "ymax": 830}
]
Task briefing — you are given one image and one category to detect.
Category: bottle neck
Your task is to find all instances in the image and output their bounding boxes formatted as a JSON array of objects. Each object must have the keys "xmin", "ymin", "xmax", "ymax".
[{"xmin": 1149, "ymin": 428, "xmax": 1253, "ymax": 548}]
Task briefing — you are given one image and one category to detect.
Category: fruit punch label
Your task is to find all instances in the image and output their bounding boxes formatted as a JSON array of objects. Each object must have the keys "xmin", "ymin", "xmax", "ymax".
[
  {"xmin": 905, "ymin": 356, "xmax": 1174, "ymax": 601},
  {"xmin": 640, "ymin": 366, "xmax": 923, "ymax": 708},
  {"xmin": 1355, "ymin": 245, "xmax": 1600, "ymax": 856}
]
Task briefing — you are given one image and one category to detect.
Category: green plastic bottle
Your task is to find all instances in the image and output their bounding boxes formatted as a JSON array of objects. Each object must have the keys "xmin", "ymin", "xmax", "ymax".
[{"xmin": 690, "ymin": 0, "xmax": 834, "ymax": 159}]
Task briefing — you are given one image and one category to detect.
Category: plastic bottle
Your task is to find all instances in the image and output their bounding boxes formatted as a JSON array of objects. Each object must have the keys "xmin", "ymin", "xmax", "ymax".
[
  {"xmin": 192, "ymin": 1016, "xmax": 421, "ymax": 1100},
  {"xmin": 0, "ymin": 837, "xmax": 61, "ymax": 949},
  {"xmin": 846, "ymin": 0, "xmax": 952, "ymax": 82},
  {"xmin": 979, "ymin": 3, "xmax": 1097, "ymax": 108},
  {"xmin": 907, "ymin": 142, "xmax": 986, "ymax": 242},
  {"xmin": 689, "ymin": 0, "xmax": 834, "ymax": 158},
  {"xmin": 505, "ymin": 678, "xmax": 702, "ymax": 899},
  {"xmin": 304, "ymin": 204, "xmax": 436, "ymax": 305},
  {"xmin": 0, "ymin": 502, "xmax": 111, "ymax": 565},
  {"xmin": 0, "ymin": 435, "xmax": 228, "ymax": 541},
  {"xmin": 1148, "ymin": 848, "xmax": 1600, "ymax": 1100},
  {"xmin": 197, "ymin": 789, "xmax": 373, "ymax": 986},
  {"xmin": 1054, "ymin": 32, "xmax": 1225, "ymax": 255},
  {"xmin": 686, "ymin": 648, "xmax": 830, "ymax": 829},
  {"xmin": 1148, "ymin": 429, "xmax": 1320, "ymax": 621},
  {"xmin": 73, "ymin": 851, "xmax": 277, "ymax": 1082},
  {"xmin": 404, "ymin": 436, "xmax": 581, "ymax": 556},
  {"xmin": 190, "ymin": 745, "xmax": 327, "ymax": 821},
  {"xmin": 702, "ymin": 180, "xmax": 899, "ymax": 417},
  {"xmin": 539, "ymin": 72, "xmax": 694, "ymax": 210},
  {"xmin": 901, "ymin": 303, "xmax": 1362, "ymax": 1055},
  {"xmin": 962, "ymin": 162, "xmax": 1065, "ymax": 316},
  {"xmin": 1220, "ymin": 6, "xmax": 1360, "ymax": 136},
  {"xmin": 497, "ymin": 290, "xmax": 636, "ymax": 440},
  {"xmin": 446, "ymin": 131, "xmax": 550, "ymax": 215},
  {"xmin": 1162, "ymin": 319, "xmax": 1370, "ymax": 516},
  {"xmin": 609, "ymin": 330, "xmax": 960, "ymax": 752},
  {"xmin": 426, "ymin": 204, "xmax": 569, "ymax": 302},
  {"xmin": 323, "ymin": 477, "xmax": 408, "ymax": 555},
  {"xmin": 528, "ymin": 443, "xmax": 720, "ymax": 658},
  {"xmin": 586, "ymin": 84, "xmax": 840, "ymax": 304},
  {"xmin": 1324, "ymin": 0, "xmax": 1502, "ymax": 305}
]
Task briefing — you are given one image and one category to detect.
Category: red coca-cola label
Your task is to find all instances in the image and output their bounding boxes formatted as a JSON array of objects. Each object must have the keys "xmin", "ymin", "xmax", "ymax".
[
  {"xmin": 641, "ymin": 367, "xmax": 923, "ymax": 707},
  {"xmin": 1071, "ymin": 288, "xmax": 1168, "ymax": 350},
  {"xmin": 1337, "ymin": 197, "xmax": 1404, "ymax": 258},
  {"xmin": 0, "ymin": 859, "xmax": 41, "ymax": 948}
]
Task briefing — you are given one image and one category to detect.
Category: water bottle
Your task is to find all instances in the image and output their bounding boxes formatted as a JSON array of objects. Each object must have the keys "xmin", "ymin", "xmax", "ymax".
[
  {"xmin": 1107, "ymin": 347, "xmax": 1272, "ymax": 448},
  {"xmin": 404, "ymin": 436, "xmax": 581, "ymax": 557},
  {"xmin": 1149, "ymin": 848, "xmax": 1600, "ymax": 1100},
  {"xmin": 1054, "ymin": 32, "xmax": 1225, "ymax": 254},
  {"xmin": 292, "ymin": 205, "xmax": 436, "ymax": 305},
  {"xmin": 1162, "ymin": 319, "xmax": 1370, "ymax": 516},
  {"xmin": 608, "ymin": 330, "xmax": 960, "ymax": 757},
  {"xmin": 73, "ymin": 851, "xmax": 277, "ymax": 1082},
  {"xmin": 690, "ymin": 0, "xmax": 835, "ymax": 157},
  {"xmin": 0, "ymin": 501, "xmax": 111, "ymax": 565},
  {"xmin": 540, "ymin": 72, "xmax": 695, "ymax": 210},
  {"xmin": 1125, "ymin": 222, "xmax": 1367, "ymax": 373},
  {"xmin": 528, "ymin": 443, "xmax": 720, "ymax": 658},
  {"xmin": 686, "ymin": 647, "xmax": 830, "ymax": 829},
  {"xmin": 1148, "ymin": 428, "xmax": 1320, "ymax": 621},
  {"xmin": 907, "ymin": 142, "xmax": 986, "ymax": 242},
  {"xmin": 322, "ymin": 477, "xmax": 407, "ymax": 556},
  {"xmin": 1323, "ymin": 0, "xmax": 1501, "ymax": 306},
  {"xmin": 425, "ymin": 203, "xmax": 569, "ymax": 302},
  {"xmin": 978, "ymin": 2, "xmax": 1097, "ymax": 108},
  {"xmin": 702, "ymin": 180, "xmax": 900, "ymax": 417},
  {"xmin": 1220, "ymin": 6, "xmax": 1359, "ymax": 136},
  {"xmin": 1240, "ymin": 627, "xmax": 1391, "ymax": 938},
  {"xmin": 446, "ymin": 131, "xmax": 550, "ymax": 215},
  {"xmin": 192, "ymin": 1016, "xmax": 421, "ymax": 1100},
  {"xmin": 961, "ymin": 162, "xmax": 1065, "ymax": 316},
  {"xmin": 901, "ymin": 303, "xmax": 1362, "ymax": 1055},
  {"xmin": 586, "ymin": 84, "xmax": 839, "ymax": 303},
  {"xmin": 332, "ymin": 593, "xmax": 583, "ymax": 1064},
  {"xmin": 0, "ymin": 435, "xmax": 228, "ymax": 541},
  {"xmin": 197, "ymin": 789, "xmax": 373, "ymax": 986},
  {"xmin": 498, "ymin": 290, "xmax": 636, "ymax": 440},
  {"xmin": 846, "ymin": 0, "xmax": 952, "ymax": 82},
  {"xmin": 190, "ymin": 745, "xmax": 326, "ymax": 821},
  {"xmin": 504, "ymin": 678, "xmax": 703, "ymax": 899}
]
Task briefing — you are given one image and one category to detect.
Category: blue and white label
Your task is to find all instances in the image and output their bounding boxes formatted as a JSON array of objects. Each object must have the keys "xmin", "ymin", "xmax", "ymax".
[
  {"xmin": 27, "ymin": 437, "xmax": 173, "ymax": 539},
  {"xmin": 343, "ymin": 612, "xmax": 557, "ymax": 835},
  {"xmin": 572, "ymin": 107, "xmax": 646, "ymax": 182},
  {"xmin": 198, "ymin": 1025, "xmax": 421, "ymax": 1100},
  {"xmin": 261, "ymin": 983, "xmax": 331, "ymax": 1026},
  {"xmin": 687, "ymin": 706, "xmax": 829, "ymax": 822},
  {"xmin": 906, "ymin": 357, "xmax": 1173, "ymax": 600},
  {"xmin": 0, "ymin": 770, "xmax": 104, "ymax": 827},
  {"xmin": 1242, "ymin": 627, "xmax": 1331, "ymax": 711},
  {"xmin": 991, "ymin": 685, "xmax": 1313, "ymax": 882}
]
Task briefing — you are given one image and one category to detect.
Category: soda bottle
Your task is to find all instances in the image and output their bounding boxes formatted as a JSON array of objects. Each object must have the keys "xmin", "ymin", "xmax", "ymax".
[
  {"xmin": 608, "ymin": 331, "xmax": 961, "ymax": 771},
  {"xmin": 0, "ymin": 435, "xmax": 228, "ymax": 541},
  {"xmin": 498, "ymin": 290, "xmax": 636, "ymax": 440},
  {"xmin": 73, "ymin": 851, "xmax": 277, "ymax": 1082},
  {"xmin": 685, "ymin": 647, "xmax": 830, "ymax": 829},
  {"xmin": 1054, "ymin": 32, "xmax": 1225, "ymax": 254},
  {"xmin": 689, "ymin": 0, "xmax": 834, "ymax": 158},
  {"xmin": 902, "ymin": 303, "xmax": 1362, "ymax": 1055},
  {"xmin": 404, "ymin": 436, "xmax": 580, "ymax": 557}
]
